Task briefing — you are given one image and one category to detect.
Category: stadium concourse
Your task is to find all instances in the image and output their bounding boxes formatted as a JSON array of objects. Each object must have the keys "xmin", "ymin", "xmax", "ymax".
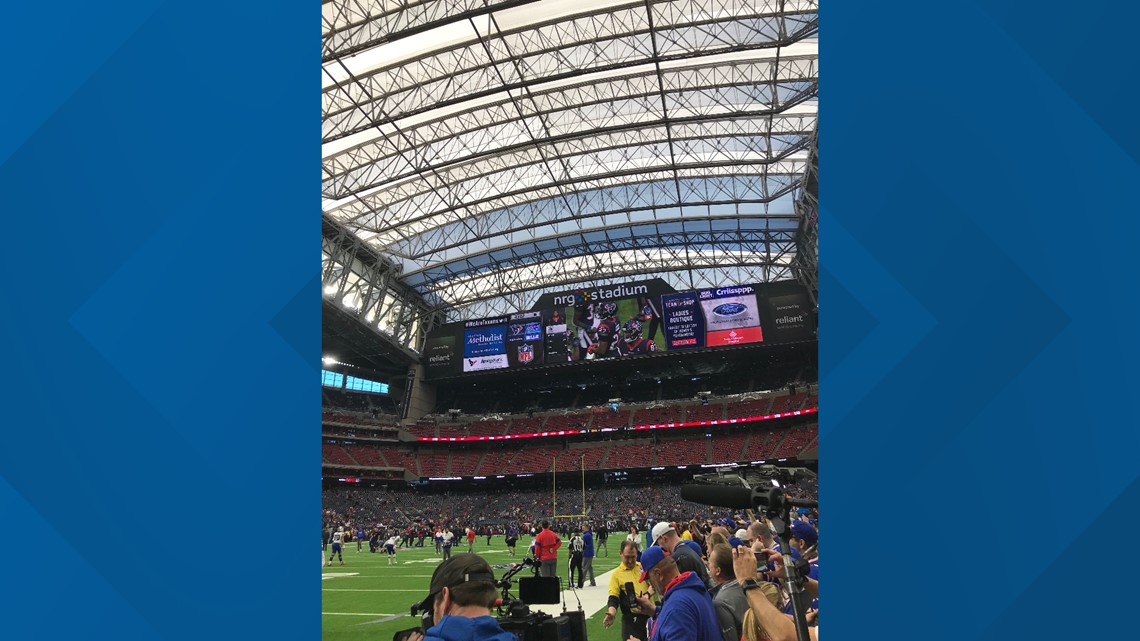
[{"xmin": 321, "ymin": 0, "xmax": 818, "ymax": 639}]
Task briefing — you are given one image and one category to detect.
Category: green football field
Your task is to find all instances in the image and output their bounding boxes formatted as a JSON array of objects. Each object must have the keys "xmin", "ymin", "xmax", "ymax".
[{"xmin": 322, "ymin": 537, "xmax": 623, "ymax": 641}]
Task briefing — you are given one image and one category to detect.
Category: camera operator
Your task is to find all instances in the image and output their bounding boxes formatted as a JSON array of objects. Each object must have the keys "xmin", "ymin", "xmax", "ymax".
[{"xmin": 405, "ymin": 554, "xmax": 516, "ymax": 641}]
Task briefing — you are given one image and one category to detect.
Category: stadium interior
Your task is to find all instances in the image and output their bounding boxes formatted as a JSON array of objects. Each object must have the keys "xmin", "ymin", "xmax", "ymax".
[{"xmin": 321, "ymin": 0, "xmax": 817, "ymax": 638}]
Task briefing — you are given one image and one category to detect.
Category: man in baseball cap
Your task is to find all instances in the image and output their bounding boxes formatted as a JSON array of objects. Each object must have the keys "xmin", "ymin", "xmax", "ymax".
[
  {"xmin": 634, "ymin": 546, "xmax": 720, "ymax": 641},
  {"xmin": 408, "ymin": 554, "xmax": 515, "ymax": 641},
  {"xmin": 651, "ymin": 521, "xmax": 711, "ymax": 589}
]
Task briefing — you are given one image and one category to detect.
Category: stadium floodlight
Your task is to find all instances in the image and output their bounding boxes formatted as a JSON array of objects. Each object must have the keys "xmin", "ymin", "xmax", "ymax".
[
  {"xmin": 322, "ymin": 355, "xmax": 335, "ymax": 365},
  {"xmin": 323, "ymin": 284, "xmax": 336, "ymax": 295}
]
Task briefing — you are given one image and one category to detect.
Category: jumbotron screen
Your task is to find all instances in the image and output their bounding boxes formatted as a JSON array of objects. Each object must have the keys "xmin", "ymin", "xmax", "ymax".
[{"xmin": 423, "ymin": 278, "xmax": 813, "ymax": 379}]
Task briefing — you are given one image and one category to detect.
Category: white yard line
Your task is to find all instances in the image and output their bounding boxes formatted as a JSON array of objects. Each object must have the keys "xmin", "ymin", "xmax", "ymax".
[
  {"xmin": 322, "ymin": 612, "xmax": 400, "ymax": 616},
  {"xmin": 323, "ymin": 589, "xmax": 421, "ymax": 592}
]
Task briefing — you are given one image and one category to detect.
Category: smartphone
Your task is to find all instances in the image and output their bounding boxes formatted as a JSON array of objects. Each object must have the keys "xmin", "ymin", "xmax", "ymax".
[
  {"xmin": 625, "ymin": 581, "xmax": 639, "ymax": 613},
  {"xmin": 393, "ymin": 628, "xmax": 421, "ymax": 641}
]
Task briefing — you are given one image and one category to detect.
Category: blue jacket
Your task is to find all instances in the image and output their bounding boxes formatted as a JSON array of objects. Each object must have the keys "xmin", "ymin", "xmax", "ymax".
[
  {"xmin": 650, "ymin": 572, "xmax": 720, "ymax": 641},
  {"xmin": 424, "ymin": 615, "xmax": 516, "ymax": 641},
  {"xmin": 582, "ymin": 531, "xmax": 595, "ymax": 557}
]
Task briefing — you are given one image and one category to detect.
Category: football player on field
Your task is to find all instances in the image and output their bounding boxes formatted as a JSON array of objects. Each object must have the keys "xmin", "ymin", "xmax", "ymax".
[{"xmin": 327, "ymin": 525, "xmax": 346, "ymax": 566}]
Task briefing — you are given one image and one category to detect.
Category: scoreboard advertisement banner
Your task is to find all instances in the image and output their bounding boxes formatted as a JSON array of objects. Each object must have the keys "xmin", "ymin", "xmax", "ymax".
[
  {"xmin": 762, "ymin": 292, "xmax": 814, "ymax": 342},
  {"xmin": 698, "ymin": 285, "xmax": 764, "ymax": 346},
  {"xmin": 661, "ymin": 292, "xmax": 704, "ymax": 349},
  {"xmin": 506, "ymin": 311, "xmax": 545, "ymax": 367},
  {"xmin": 424, "ymin": 334, "xmax": 457, "ymax": 378},
  {"xmin": 462, "ymin": 316, "xmax": 508, "ymax": 372},
  {"xmin": 662, "ymin": 285, "xmax": 764, "ymax": 349},
  {"xmin": 422, "ymin": 279, "xmax": 814, "ymax": 379}
]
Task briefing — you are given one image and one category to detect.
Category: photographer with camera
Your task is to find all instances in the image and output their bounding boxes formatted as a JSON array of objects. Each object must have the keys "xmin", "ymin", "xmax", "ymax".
[{"xmin": 404, "ymin": 554, "xmax": 516, "ymax": 641}]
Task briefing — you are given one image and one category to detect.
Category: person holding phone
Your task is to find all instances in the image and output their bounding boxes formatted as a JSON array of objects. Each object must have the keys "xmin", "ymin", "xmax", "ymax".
[{"xmin": 603, "ymin": 540, "xmax": 651, "ymax": 641}]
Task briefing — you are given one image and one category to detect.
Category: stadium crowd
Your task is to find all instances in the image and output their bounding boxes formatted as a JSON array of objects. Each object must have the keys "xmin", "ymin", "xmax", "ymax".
[{"xmin": 323, "ymin": 485, "xmax": 820, "ymax": 641}]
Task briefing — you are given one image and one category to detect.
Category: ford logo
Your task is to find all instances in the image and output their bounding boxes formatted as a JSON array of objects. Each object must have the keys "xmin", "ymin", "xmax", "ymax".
[{"xmin": 712, "ymin": 303, "xmax": 747, "ymax": 317}]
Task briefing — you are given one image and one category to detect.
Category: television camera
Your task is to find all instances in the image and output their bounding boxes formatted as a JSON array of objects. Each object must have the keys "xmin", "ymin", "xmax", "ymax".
[{"xmin": 396, "ymin": 556, "xmax": 586, "ymax": 641}]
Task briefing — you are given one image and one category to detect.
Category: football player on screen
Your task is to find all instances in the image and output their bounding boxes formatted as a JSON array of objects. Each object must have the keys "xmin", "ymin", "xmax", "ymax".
[
  {"xmin": 587, "ymin": 302, "xmax": 620, "ymax": 359},
  {"xmin": 572, "ymin": 289, "xmax": 599, "ymax": 360},
  {"xmin": 621, "ymin": 319, "xmax": 658, "ymax": 355}
]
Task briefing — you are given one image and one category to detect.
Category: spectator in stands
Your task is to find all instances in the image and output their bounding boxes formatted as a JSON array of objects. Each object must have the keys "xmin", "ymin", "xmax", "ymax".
[
  {"xmin": 706, "ymin": 531, "xmax": 729, "ymax": 551},
  {"xmin": 749, "ymin": 521, "xmax": 776, "ymax": 554},
  {"xmin": 780, "ymin": 521, "xmax": 819, "ymax": 614},
  {"xmin": 568, "ymin": 528, "xmax": 585, "ymax": 588},
  {"xmin": 602, "ymin": 540, "xmax": 650, "ymax": 641},
  {"xmin": 534, "ymin": 521, "xmax": 562, "ymax": 579},
  {"xmin": 631, "ymin": 546, "xmax": 720, "ymax": 641},
  {"xmin": 651, "ymin": 522, "xmax": 712, "ymax": 589},
  {"xmin": 788, "ymin": 521, "xmax": 817, "ymax": 566},
  {"xmin": 408, "ymin": 554, "xmax": 515, "ymax": 641},
  {"xmin": 707, "ymin": 543, "xmax": 768, "ymax": 641},
  {"xmin": 582, "ymin": 523, "xmax": 597, "ymax": 587},
  {"xmin": 687, "ymin": 520, "xmax": 706, "ymax": 555}
]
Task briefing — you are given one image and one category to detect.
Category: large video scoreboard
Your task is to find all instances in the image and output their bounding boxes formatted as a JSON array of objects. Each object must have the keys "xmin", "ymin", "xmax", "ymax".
[{"xmin": 423, "ymin": 278, "xmax": 813, "ymax": 379}]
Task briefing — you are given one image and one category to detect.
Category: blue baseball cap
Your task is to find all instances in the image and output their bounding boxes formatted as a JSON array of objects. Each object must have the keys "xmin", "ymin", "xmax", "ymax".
[
  {"xmin": 790, "ymin": 521, "xmax": 818, "ymax": 546},
  {"xmin": 639, "ymin": 545, "xmax": 670, "ymax": 582},
  {"xmin": 680, "ymin": 540, "xmax": 703, "ymax": 556}
]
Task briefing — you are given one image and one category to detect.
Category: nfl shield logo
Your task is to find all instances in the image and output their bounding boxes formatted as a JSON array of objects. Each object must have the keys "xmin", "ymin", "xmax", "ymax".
[{"xmin": 518, "ymin": 344, "xmax": 534, "ymax": 364}]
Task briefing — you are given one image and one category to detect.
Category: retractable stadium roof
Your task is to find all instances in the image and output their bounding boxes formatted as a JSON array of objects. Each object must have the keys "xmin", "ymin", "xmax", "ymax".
[{"xmin": 322, "ymin": 0, "xmax": 818, "ymax": 327}]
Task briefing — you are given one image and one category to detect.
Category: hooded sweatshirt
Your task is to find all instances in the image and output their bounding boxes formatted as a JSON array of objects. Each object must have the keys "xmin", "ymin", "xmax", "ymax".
[
  {"xmin": 424, "ymin": 615, "xmax": 516, "ymax": 641},
  {"xmin": 649, "ymin": 572, "xmax": 721, "ymax": 641}
]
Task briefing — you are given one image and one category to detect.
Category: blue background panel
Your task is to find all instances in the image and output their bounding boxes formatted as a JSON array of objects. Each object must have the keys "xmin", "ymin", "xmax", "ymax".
[
  {"xmin": 825, "ymin": 1, "xmax": 1140, "ymax": 640},
  {"xmin": 0, "ymin": 2, "xmax": 317, "ymax": 640}
]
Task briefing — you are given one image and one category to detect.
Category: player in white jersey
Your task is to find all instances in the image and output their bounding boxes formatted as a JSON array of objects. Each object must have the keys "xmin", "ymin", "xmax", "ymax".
[
  {"xmin": 441, "ymin": 529, "xmax": 455, "ymax": 560},
  {"xmin": 327, "ymin": 526, "xmax": 345, "ymax": 566},
  {"xmin": 384, "ymin": 534, "xmax": 400, "ymax": 565}
]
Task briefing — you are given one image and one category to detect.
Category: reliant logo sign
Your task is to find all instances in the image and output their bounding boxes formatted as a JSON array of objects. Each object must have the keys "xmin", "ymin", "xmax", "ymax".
[{"xmin": 766, "ymin": 294, "xmax": 812, "ymax": 339}]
